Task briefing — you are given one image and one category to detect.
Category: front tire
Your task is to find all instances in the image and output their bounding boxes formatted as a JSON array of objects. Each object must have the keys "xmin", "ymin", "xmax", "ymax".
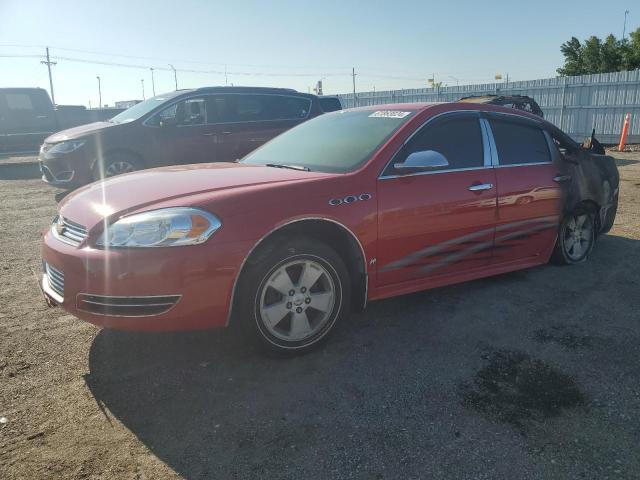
[
  {"xmin": 236, "ymin": 236, "xmax": 351, "ymax": 354},
  {"xmin": 552, "ymin": 210, "xmax": 595, "ymax": 265},
  {"xmin": 93, "ymin": 153, "xmax": 141, "ymax": 181}
]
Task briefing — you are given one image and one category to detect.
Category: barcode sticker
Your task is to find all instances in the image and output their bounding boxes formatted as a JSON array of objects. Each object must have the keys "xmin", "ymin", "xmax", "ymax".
[{"xmin": 368, "ymin": 111, "xmax": 412, "ymax": 118}]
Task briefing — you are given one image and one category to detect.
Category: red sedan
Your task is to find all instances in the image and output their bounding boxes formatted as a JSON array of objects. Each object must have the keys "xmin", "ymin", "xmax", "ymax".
[{"xmin": 41, "ymin": 103, "xmax": 619, "ymax": 353}]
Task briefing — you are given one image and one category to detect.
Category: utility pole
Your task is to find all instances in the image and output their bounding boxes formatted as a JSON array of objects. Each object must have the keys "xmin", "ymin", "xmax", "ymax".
[
  {"xmin": 141, "ymin": 79, "xmax": 145, "ymax": 100},
  {"xmin": 168, "ymin": 64, "xmax": 178, "ymax": 90},
  {"xmin": 623, "ymin": 10, "xmax": 630, "ymax": 40},
  {"xmin": 352, "ymin": 67, "xmax": 357, "ymax": 107},
  {"xmin": 224, "ymin": 65, "xmax": 228, "ymax": 86},
  {"xmin": 150, "ymin": 68, "xmax": 156, "ymax": 96},
  {"xmin": 40, "ymin": 47, "xmax": 57, "ymax": 105},
  {"xmin": 96, "ymin": 76, "xmax": 102, "ymax": 108}
]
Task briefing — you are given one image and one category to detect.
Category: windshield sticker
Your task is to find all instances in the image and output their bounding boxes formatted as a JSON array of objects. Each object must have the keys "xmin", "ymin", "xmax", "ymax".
[{"xmin": 368, "ymin": 110, "xmax": 412, "ymax": 119}]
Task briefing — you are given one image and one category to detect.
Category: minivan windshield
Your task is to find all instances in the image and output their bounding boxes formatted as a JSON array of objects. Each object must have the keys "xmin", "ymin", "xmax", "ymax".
[
  {"xmin": 109, "ymin": 91, "xmax": 183, "ymax": 124},
  {"xmin": 241, "ymin": 109, "xmax": 415, "ymax": 173}
]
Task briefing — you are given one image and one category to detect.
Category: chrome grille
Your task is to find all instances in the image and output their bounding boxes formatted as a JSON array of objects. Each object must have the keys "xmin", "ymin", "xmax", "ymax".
[
  {"xmin": 45, "ymin": 263, "xmax": 64, "ymax": 298},
  {"xmin": 53, "ymin": 215, "xmax": 88, "ymax": 246}
]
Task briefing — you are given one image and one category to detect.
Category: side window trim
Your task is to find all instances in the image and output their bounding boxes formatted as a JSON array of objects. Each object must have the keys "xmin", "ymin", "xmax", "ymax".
[{"xmin": 379, "ymin": 111, "xmax": 492, "ymax": 180}]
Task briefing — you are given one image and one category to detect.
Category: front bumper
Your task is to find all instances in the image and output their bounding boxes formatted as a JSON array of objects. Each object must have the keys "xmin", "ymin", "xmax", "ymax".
[
  {"xmin": 41, "ymin": 228, "xmax": 251, "ymax": 331},
  {"xmin": 39, "ymin": 148, "xmax": 92, "ymax": 189}
]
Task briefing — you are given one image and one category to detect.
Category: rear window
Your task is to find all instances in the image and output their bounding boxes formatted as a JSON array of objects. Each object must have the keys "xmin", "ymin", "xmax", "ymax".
[
  {"xmin": 489, "ymin": 119, "xmax": 551, "ymax": 165},
  {"xmin": 319, "ymin": 97, "xmax": 342, "ymax": 112}
]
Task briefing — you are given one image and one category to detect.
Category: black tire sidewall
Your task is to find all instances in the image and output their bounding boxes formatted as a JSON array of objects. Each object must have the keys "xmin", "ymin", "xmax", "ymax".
[{"xmin": 238, "ymin": 237, "xmax": 351, "ymax": 353}]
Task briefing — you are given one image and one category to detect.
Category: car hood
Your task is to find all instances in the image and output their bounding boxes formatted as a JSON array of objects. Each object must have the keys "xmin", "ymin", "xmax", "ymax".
[
  {"xmin": 59, "ymin": 162, "xmax": 329, "ymax": 229},
  {"xmin": 45, "ymin": 121, "xmax": 118, "ymax": 143}
]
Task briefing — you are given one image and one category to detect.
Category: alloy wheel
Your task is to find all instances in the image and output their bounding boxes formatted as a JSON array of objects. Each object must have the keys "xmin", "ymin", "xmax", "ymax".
[
  {"xmin": 258, "ymin": 259, "xmax": 336, "ymax": 342},
  {"xmin": 105, "ymin": 160, "xmax": 136, "ymax": 177},
  {"xmin": 563, "ymin": 213, "xmax": 593, "ymax": 261}
]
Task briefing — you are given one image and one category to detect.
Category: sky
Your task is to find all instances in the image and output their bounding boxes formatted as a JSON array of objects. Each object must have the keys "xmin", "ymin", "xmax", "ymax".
[{"xmin": 0, "ymin": 0, "xmax": 636, "ymax": 107}]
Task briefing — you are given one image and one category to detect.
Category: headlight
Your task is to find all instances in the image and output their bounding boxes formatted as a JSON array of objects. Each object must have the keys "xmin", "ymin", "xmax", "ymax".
[
  {"xmin": 96, "ymin": 208, "xmax": 221, "ymax": 248},
  {"xmin": 47, "ymin": 139, "xmax": 86, "ymax": 155}
]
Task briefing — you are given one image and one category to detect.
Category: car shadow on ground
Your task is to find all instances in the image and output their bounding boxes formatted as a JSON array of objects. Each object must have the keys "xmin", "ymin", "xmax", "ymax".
[{"xmin": 84, "ymin": 234, "xmax": 640, "ymax": 479}]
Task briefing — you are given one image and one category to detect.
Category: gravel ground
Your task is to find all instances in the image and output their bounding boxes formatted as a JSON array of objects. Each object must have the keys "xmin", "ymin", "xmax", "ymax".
[{"xmin": 1, "ymin": 153, "xmax": 639, "ymax": 480}]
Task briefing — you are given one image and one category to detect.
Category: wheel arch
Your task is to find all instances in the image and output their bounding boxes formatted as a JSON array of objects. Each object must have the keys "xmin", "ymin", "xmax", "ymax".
[{"xmin": 227, "ymin": 218, "xmax": 368, "ymax": 326}]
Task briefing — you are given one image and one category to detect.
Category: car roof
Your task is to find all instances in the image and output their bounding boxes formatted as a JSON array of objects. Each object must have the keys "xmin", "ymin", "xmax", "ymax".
[
  {"xmin": 348, "ymin": 101, "xmax": 540, "ymax": 117},
  {"xmin": 177, "ymin": 86, "xmax": 316, "ymax": 99}
]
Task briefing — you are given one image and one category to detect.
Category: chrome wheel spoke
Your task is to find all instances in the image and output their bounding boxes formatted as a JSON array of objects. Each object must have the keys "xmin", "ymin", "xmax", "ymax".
[
  {"xmin": 576, "ymin": 214, "xmax": 587, "ymax": 228},
  {"xmin": 565, "ymin": 236, "xmax": 576, "ymax": 251},
  {"xmin": 262, "ymin": 300, "xmax": 290, "ymax": 327},
  {"xmin": 298, "ymin": 261, "xmax": 324, "ymax": 289},
  {"xmin": 289, "ymin": 312, "xmax": 313, "ymax": 338},
  {"xmin": 571, "ymin": 240, "xmax": 584, "ymax": 258},
  {"xmin": 268, "ymin": 269, "xmax": 295, "ymax": 296},
  {"xmin": 308, "ymin": 291, "xmax": 333, "ymax": 313}
]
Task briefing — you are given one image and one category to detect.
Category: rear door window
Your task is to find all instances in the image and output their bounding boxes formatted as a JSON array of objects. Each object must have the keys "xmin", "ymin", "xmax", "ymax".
[
  {"xmin": 489, "ymin": 119, "xmax": 551, "ymax": 165},
  {"xmin": 264, "ymin": 96, "xmax": 310, "ymax": 120},
  {"xmin": 227, "ymin": 95, "xmax": 310, "ymax": 122}
]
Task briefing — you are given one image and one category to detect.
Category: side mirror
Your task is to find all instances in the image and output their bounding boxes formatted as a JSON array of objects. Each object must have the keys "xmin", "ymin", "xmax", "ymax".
[
  {"xmin": 394, "ymin": 150, "xmax": 449, "ymax": 171},
  {"xmin": 159, "ymin": 117, "xmax": 177, "ymax": 127}
]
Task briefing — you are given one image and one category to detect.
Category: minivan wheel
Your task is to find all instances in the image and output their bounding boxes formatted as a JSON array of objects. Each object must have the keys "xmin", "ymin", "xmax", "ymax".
[
  {"xmin": 93, "ymin": 153, "xmax": 140, "ymax": 181},
  {"xmin": 552, "ymin": 210, "xmax": 595, "ymax": 265},
  {"xmin": 237, "ymin": 236, "xmax": 351, "ymax": 354}
]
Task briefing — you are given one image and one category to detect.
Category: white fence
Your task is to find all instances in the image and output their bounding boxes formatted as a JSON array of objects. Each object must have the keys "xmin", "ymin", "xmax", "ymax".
[{"xmin": 337, "ymin": 70, "xmax": 640, "ymax": 144}]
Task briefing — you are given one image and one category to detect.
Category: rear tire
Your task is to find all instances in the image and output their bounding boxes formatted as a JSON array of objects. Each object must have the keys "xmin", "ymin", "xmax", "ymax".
[
  {"xmin": 552, "ymin": 209, "xmax": 595, "ymax": 265},
  {"xmin": 236, "ymin": 236, "xmax": 351, "ymax": 355},
  {"xmin": 93, "ymin": 153, "xmax": 141, "ymax": 181}
]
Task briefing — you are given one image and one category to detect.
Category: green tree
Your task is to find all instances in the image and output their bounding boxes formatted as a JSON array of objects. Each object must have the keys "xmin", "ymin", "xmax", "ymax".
[
  {"xmin": 601, "ymin": 34, "xmax": 622, "ymax": 73},
  {"xmin": 621, "ymin": 27, "xmax": 640, "ymax": 70},
  {"xmin": 557, "ymin": 37, "xmax": 583, "ymax": 76},
  {"xmin": 557, "ymin": 28, "xmax": 640, "ymax": 76},
  {"xmin": 582, "ymin": 36, "xmax": 603, "ymax": 73}
]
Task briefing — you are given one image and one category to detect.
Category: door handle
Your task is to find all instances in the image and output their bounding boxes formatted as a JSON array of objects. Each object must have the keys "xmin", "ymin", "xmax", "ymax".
[
  {"xmin": 553, "ymin": 175, "xmax": 572, "ymax": 183},
  {"xmin": 201, "ymin": 133, "xmax": 216, "ymax": 136},
  {"xmin": 221, "ymin": 131, "xmax": 232, "ymax": 135},
  {"xmin": 468, "ymin": 183, "xmax": 493, "ymax": 192}
]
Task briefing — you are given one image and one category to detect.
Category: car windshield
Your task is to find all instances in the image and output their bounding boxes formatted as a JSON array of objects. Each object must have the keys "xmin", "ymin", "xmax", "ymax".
[
  {"xmin": 241, "ymin": 109, "xmax": 415, "ymax": 173},
  {"xmin": 109, "ymin": 92, "xmax": 183, "ymax": 124}
]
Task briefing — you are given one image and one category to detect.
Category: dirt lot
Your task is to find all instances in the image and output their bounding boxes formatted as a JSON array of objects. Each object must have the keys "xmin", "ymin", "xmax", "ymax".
[{"xmin": 1, "ymin": 153, "xmax": 639, "ymax": 480}]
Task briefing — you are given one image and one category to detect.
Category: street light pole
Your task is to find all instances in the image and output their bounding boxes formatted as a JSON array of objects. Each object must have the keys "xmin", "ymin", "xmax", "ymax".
[
  {"xmin": 168, "ymin": 64, "xmax": 178, "ymax": 90},
  {"xmin": 150, "ymin": 68, "xmax": 156, "ymax": 96},
  {"xmin": 96, "ymin": 76, "xmax": 102, "ymax": 108},
  {"xmin": 622, "ymin": 10, "xmax": 630, "ymax": 40}
]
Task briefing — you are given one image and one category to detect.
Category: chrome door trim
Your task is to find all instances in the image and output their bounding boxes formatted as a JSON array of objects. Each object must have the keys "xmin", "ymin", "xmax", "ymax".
[
  {"xmin": 479, "ymin": 118, "xmax": 494, "ymax": 167},
  {"xmin": 379, "ymin": 165, "xmax": 493, "ymax": 180},
  {"xmin": 225, "ymin": 217, "xmax": 368, "ymax": 326},
  {"xmin": 494, "ymin": 161, "xmax": 553, "ymax": 168}
]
